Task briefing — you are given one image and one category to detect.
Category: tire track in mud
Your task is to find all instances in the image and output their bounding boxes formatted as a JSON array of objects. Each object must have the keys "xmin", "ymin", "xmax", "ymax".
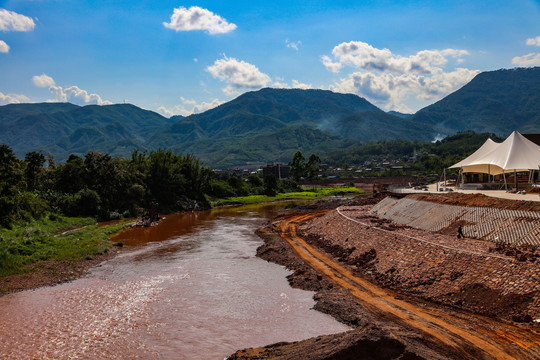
[{"xmin": 277, "ymin": 211, "xmax": 540, "ymax": 360}]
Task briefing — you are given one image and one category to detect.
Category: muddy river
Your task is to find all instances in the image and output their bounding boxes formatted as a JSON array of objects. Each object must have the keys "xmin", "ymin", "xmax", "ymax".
[{"xmin": 0, "ymin": 204, "xmax": 349, "ymax": 359}]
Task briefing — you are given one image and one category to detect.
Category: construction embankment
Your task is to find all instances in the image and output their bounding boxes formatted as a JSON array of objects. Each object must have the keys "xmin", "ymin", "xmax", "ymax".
[
  {"xmin": 305, "ymin": 194, "xmax": 540, "ymax": 321},
  {"xmin": 230, "ymin": 195, "xmax": 540, "ymax": 359}
]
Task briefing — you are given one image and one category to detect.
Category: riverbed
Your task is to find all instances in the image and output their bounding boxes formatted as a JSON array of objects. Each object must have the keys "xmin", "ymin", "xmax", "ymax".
[{"xmin": 0, "ymin": 204, "xmax": 349, "ymax": 359}]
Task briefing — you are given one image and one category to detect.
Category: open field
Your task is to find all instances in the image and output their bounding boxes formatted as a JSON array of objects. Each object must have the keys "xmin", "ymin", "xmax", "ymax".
[{"xmin": 214, "ymin": 186, "xmax": 363, "ymax": 206}]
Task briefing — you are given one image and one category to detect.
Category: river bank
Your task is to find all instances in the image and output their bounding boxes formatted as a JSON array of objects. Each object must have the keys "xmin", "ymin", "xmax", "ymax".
[
  {"xmin": 0, "ymin": 219, "xmax": 132, "ymax": 297},
  {"xmin": 0, "ymin": 202, "xmax": 351, "ymax": 360},
  {"xmin": 230, "ymin": 195, "xmax": 540, "ymax": 359},
  {"xmin": 0, "ymin": 249, "xmax": 118, "ymax": 296},
  {"xmin": 0, "ymin": 188, "xmax": 359, "ymax": 297}
]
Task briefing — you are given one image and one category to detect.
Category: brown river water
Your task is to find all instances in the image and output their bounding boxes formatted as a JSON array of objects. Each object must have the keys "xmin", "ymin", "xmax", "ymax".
[{"xmin": 0, "ymin": 204, "xmax": 349, "ymax": 359}]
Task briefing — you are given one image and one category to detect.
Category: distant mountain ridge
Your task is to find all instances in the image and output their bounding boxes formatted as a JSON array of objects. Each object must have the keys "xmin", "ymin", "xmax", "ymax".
[
  {"xmin": 0, "ymin": 103, "xmax": 174, "ymax": 160},
  {"xmin": 1, "ymin": 67, "xmax": 538, "ymax": 167},
  {"xmin": 411, "ymin": 67, "xmax": 540, "ymax": 135}
]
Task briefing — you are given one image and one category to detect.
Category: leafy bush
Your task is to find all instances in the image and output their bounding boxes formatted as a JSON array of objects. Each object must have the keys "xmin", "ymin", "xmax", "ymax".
[{"xmin": 208, "ymin": 179, "xmax": 237, "ymax": 198}]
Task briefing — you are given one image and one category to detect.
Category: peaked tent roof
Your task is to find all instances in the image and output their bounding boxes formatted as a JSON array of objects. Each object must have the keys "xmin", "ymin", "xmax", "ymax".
[
  {"xmin": 450, "ymin": 131, "xmax": 540, "ymax": 175},
  {"xmin": 449, "ymin": 138, "xmax": 500, "ymax": 173}
]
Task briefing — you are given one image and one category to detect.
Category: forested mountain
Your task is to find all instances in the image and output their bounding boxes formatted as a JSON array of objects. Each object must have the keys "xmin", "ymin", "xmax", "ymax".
[
  {"xmin": 150, "ymin": 88, "xmax": 388, "ymax": 145},
  {"xmin": 411, "ymin": 67, "xmax": 540, "ymax": 135},
  {"xmin": 333, "ymin": 111, "xmax": 434, "ymax": 142},
  {"xmin": 0, "ymin": 103, "xmax": 174, "ymax": 160},
  {"xmin": 1, "ymin": 67, "xmax": 538, "ymax": 167},
  {"xmin": 147, "ymin": 88, "xmax": 434, "ymax": 165}
]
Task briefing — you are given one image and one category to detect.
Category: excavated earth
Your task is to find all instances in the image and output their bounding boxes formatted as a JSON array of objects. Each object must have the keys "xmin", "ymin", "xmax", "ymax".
[{"xmin": 229, "ymin": 194, "xmax": 540, "ymax": 360}]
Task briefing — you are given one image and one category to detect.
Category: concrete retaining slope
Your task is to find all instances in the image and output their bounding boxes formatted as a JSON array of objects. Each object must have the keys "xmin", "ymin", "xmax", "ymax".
[{"xmin": 370, "ymin": 197, "xmax": 540, "ymax": 247}]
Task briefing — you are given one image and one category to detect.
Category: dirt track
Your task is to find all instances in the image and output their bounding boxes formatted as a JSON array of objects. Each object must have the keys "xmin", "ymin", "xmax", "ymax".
[{"xmin": 230, "ymin": 204, "xmax": 540, "ymax": 359}]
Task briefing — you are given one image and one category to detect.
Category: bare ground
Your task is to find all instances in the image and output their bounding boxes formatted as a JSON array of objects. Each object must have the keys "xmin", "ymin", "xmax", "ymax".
[
  {"xmin": 0, "ymin": 249, "xmax": 117, "ymax": 296},
  {"xmin": 229, "ymin": 195, "xmax": 540, "ymax": 359}
]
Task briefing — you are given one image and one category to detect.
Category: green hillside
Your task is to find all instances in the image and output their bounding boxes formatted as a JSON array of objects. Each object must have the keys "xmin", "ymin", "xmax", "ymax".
[
  {"xmin": 1, "ymin": 67, "xmax": 539, "ymax": 167},
  {"xmin": 412, "ymin": 67, "xmax": 540, "ymax": 135},
  {"xmin": 0, "ymin": 102, "xmax": 79, "ymax": 124},
  {"xmin": 170, "ymin": 126, "xmax": 359, "ymax": 168},
  {"xmin": 0, "ymin": 103, "xmax": 173, "ymax": 160},
  {"xmin": 332, "ymin": 111, "xmax": 434, "ymax": 142}
]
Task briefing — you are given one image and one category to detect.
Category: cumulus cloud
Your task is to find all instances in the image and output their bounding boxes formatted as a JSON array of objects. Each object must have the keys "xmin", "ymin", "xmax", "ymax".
[
  {"xmin": 206, "ymin": 56, "xmax": 271, "ymax": 95},
  {"xmin": 325, "ymin": 41, "xmax": 469, "ymax": 75},
  {"xmin": 292, "ymin": 80, "xmax": 312, "ymax": 89},
  {"xmin": 59, "ymin": 86, "xmax": 112, "ymax": 105},
  {"xmin": 0, "ymin": 40, "xmax": 8, "ymax": 53},
  {"xmin": 158, "ymin": 97, "xmax": 224, "ymax": 117},
  {"xmin": 323, "ymin": 41, "xmax": 478, "ymax": 111},
  {"xmin": 0, "ymin": 91, "xmax": 30, "ymax": 105},
  {"xmin": 285, "ymin": 39, "xmax": 301, "ymax": 51},
  {"xmin": 511, "ymin": 53, "xmax": 540, "ymax": 67},
  {"xmin": 0, "ymin": 9, "xmax": 35, "ymax": 32},
  {"xmin": 321, "ymin": 55, "xmax": 342, "ymax": 73},
  {"xmin": 32, "ymin": 73, "xmax": 112, "ymax": 105},
  {"xmin": 32, "ymin": 73, "xmax": 55, "ymax": 88},
  {"xmin": 163, "ymin": 6, "xmax": 236, "ymax": 34},
  {"xmin": 272, "ymin": 78, "xmax": 290, "ymax": 88},
  {"xmin": 525, "ymin": 36, "xmax": 540, "ymax": 47},
  {"xmin": 511, "ymin": 36, "xmax": 540, "ymax": 67}
]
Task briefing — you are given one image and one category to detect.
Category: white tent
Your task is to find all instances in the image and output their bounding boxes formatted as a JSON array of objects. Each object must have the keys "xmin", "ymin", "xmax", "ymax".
[
  {"xmin": 449, "ymin": 131, "xmax": 540, "ymax": 188},
  {"xmin": 460, "ymin": 131, "xmax": 540, "ymax": 175},
  {"xmin": 449, "ymin": 138, "xmax": 501, "ymax": 174}
]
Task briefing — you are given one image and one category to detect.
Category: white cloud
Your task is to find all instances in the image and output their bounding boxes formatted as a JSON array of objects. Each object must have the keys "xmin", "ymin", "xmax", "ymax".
[
  {"xmin": 321, "ymin": 55, "xmax": 342, "ymax": 73},
  {"xmin": 32, "ymin": 73, "xmax": 112, "ymax": 105},
  {"xmin": 206, "ymin": 56, "xmax": 271, "ymax": 96},
  {"xmin": 157, "ymin": 106, "xmax": 176, "ymax": 118},
  {"xmin": 285, "ymin": 39, "xmax": 301, "ymax": 51},
  {"xmin": 163, "ymin": 6, "xmax": 236, "ymax": 34},
  {"xmin": 0, "ymin": 9, "xmax": 35, "ymax": 32},
  {"xmin": 158, "ymin": 97, "xmax": 224, "ymax": 117},
  {"xmin": 323, "ymin": 41, "xmax": 477, "ymax": 111},
  {"xmin": 180, "ymin": 96, "xmax": 197, "ymax": 105},
  {"xmin": 511, "ymin": 53, "xmax": 540, "ymax": 67},
  {"xmin": 61, "ymin": 86, "xmax": 112, "ymax": 105},
  {"xmin": 0, "ymin": 40, "xmax": 8, "ymax": 53},
  {"xmin": 32, "ymin": 73, "xmax": 55, "ymax": 88},
  {"xmin": 325, "ymin": 41, "xmax": 469, "ymax": 75},
  {"xmin": 526, "ymin": 36, "xmax": 540, "ymax": 47},
  {"xmin": 0, "ymin": 91, "xmax": 30, "ymax": 105},
  {"xmin": 272, "ymin": 81, "xmax": 290, "ymax": 89},
  {"xmin": 292, "ymin": 80, "xmax": 312, "ymax": 89}
]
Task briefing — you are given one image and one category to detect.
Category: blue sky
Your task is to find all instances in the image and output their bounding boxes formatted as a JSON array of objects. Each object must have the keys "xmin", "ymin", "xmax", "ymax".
[{"xmin": 1, "ymin": 0, "xmax": 539, "ymax": 115}]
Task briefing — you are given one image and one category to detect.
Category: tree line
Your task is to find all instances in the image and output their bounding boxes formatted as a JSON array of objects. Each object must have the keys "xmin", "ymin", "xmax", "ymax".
[
  {"xmin": 324, "ymin": 131, "xmax": 504, "ymax": 173},
  {"xmin": 0, "ymin": 146, "xmax": 217, "ymax": 228},
  {"xmin": 0, "ymin": 145, "xmax": 320, "ymax": 229}
]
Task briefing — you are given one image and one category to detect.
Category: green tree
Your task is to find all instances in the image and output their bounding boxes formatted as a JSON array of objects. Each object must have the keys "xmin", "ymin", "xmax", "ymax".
[
  {"xmin": 0, "ymin": 145, "xmax": 23, "ymax": 227},
  {"xmin": 247, "ymin": 173, "xmax": 263, "ymax": 187},
  {"xmin": 305, "ymin": 154, "xmax": 322, "ymax": 181},
  {"xmin": 146, "ymin": 150, "xmax": 211, "ymax": 210},
  {"xmin": 24, "ymin": 151, "xmax": 46, "ymax": 191},
  {"xmin": 289, "ymin": 151, "xmax": 306, "ymax": 182},
  {"xmin": 53, "ymin": 155, "xmax": 86, "ymax": 194},
  {"xmin": 263, "ymin": 174, "xmax": 278, "ymax": 196}
]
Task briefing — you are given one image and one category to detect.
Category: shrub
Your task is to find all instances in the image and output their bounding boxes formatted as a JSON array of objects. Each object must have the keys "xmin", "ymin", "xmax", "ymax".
[{"xmin": 208, "ymin": 179, "xmax": 237, "ymax": 198}]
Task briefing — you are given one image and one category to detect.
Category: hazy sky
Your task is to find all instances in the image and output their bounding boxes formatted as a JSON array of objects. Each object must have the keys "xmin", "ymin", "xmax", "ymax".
[{"xmin": 1, "ymin": 0, "xmax": 539, "ymax": 116}]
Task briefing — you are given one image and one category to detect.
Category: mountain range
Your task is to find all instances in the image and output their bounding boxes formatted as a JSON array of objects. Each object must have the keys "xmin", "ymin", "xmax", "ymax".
[{"xmin": 1, "ymin": 67, "xmax": 538, "ymax": 168}]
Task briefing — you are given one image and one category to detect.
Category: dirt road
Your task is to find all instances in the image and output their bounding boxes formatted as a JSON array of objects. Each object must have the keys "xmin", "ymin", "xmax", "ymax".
[{"xmin": 272, "ymin": 211, "xmax": 540, "ymax": 359}]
